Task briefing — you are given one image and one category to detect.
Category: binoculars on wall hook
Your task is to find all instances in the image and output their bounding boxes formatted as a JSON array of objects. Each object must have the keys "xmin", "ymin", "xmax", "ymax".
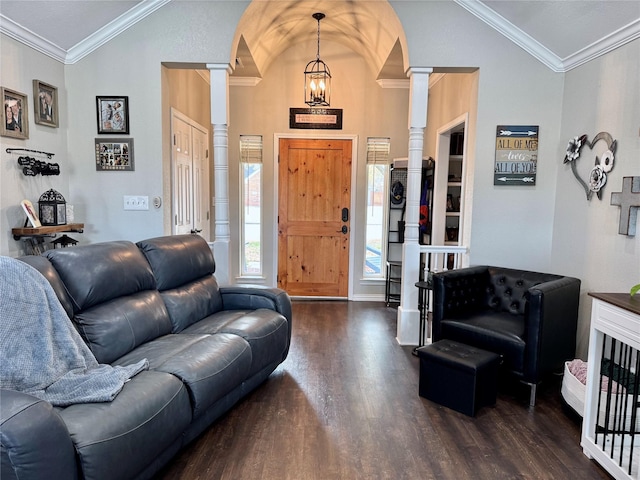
[{"xmin": 17, "ymin": 156, "xmax": 60, "ymax": 176}]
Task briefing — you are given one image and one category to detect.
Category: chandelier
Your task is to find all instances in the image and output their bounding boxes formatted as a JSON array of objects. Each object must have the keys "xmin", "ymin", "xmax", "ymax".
[{"xmin": 304, "ymin": 13, "xmax": 331, "ymax": 107}]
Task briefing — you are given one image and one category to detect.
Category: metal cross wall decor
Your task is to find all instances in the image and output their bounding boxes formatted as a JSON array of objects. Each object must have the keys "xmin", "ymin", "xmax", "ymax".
[{"xmin": 610, "ymin": 176, "xmax": 640, "ymax": 236}]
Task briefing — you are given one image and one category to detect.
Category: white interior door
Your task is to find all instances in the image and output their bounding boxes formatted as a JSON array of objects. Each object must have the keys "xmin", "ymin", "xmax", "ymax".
[
  {"xmin": 171, "ymin": 109, "xmax": 210, "ymax": 237},
  {"xmin": 191, "ymin": 127, "xmax": 206, "ymax": 235}
]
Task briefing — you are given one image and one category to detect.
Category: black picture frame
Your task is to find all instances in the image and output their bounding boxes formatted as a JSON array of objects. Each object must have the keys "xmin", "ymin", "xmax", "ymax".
[
  {"xmin": 289, "ymin": 108, "xmax": 343, "ymax": 130},
  {"xmin": 96, "ymin": 96, "xmax": 129, "ymax": 134}
]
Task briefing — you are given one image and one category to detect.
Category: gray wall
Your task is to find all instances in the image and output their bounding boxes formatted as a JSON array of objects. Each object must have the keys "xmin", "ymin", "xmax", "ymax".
[
  {"xmin": 552, "ymin": 39, "xmax": 640, "ymax": 357},
  {"xmin": 1, "ymin": 1, "xmax": 638, "ymax": 356}
]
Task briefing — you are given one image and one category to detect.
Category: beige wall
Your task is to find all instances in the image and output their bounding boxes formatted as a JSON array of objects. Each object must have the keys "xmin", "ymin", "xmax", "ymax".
[
  {"xmin": 161, "ymin": 67, "xmax": 213, "ymax": 239},
  {"xmin": 228, "ymin": 39, "xmax": 410, "ymax": 292},
  {"xmin": 423, "ymin": 71, "xmax": 479, "ymax": 249}
]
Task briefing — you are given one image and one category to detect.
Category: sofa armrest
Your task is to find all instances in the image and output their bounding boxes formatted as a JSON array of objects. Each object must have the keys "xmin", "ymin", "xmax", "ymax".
[
  {"xmin": 220, "ymin": 285, "xmax": 293, "ymax": 350},
  {"xmin": 220, "ymin": 285, "xmax": 291, "ymax": 322},
  {"xmin": 432, "ymin": 266, "xmax": 490, "ymax": 340},
  {"xmin": 1, "ymin": 389, "xmax": 78, "ymax": 480},
  {"xmin": 523, "ymin": 276, "xmax": 581, "ymax": 382}
]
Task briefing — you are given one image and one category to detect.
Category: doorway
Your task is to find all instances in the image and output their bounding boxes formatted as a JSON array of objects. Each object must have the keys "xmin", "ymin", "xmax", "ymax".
[
  {"xmin": 277, "ymin": 137, "xmax": 352, "ymax": 297},
  {"xmin": 432, "ymin": 113, "xmax": 469, "ymax": 249},
  {"xmin": 170, "ymin": 108, "xmax": 210, "ymax": 238}
]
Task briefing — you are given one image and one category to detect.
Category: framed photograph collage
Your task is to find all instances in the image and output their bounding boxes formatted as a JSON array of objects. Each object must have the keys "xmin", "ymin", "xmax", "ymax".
[
  {"xmin": 95, "ymin": 96, "xmax": 133, "ymax": 171},
  {"xmin": 95, "ymin": 138, "xmax": 134, "ymax": 171}
]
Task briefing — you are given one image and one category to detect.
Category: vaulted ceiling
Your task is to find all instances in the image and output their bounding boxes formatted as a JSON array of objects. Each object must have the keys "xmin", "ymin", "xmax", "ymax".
[{"xmin": 1, "ymin": 0, "xmax": 639, "ymax": 74}]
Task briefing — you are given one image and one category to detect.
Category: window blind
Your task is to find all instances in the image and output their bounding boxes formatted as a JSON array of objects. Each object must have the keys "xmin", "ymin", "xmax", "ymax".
[
  {"xmin": 239, "ymin": 135, "xmax": 263, "ymax": 163},
  {"xmin": 366, "ymin": 137, "xmax": 390, "ymax": 164}
]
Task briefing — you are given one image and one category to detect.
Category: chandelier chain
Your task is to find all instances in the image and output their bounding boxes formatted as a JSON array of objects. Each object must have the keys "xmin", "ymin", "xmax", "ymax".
[{"xmin": 316, "ymin": 16, "xmax": 321, "ymax": 60}]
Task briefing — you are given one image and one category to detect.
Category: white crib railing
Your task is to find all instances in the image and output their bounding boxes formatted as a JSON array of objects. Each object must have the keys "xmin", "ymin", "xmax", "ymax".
[
  {"xmin": 419, "ymin": 244, "xmax": 469, "ymax": 281},
  {"xmin": 416, "ymin": 245, "xmax": 468, "ymax": 344}
]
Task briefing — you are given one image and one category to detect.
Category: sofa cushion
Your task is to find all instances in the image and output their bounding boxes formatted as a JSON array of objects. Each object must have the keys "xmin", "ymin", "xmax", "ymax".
[
  {"xmin": 182, "ymin": 309, "xmax": 289, "ymax": 376},
  {"xmin": 113, "ymin": 333, "xmax": 252, "ymax": 418},
  {"xmin": 137, "ymin": 235, "xmax": 224, "ymax": 332},
  {"xmin": 137, "ymin": 235, "xmax": 215, "ymax": 291},
  {"xmin": 58, "ymin": 370, "xmax": 190, "ymax": 480},
  {"xmin": 18, "ymin": 255, "xmax": 74, "ymax": 319},
  {"xmin": 440, "ymin": 311, "xmax": 526, "ymax": 373},
  {"xmin": 44, "ymin": 241, "xmax": 172, "ymax": 362},
  {"xmin": 159, "ymin": 275, "xmax": 223, "ymax": 333},
  {"xmin": 74, "ymin": 290, "xmax": 173, "ymax": 364},
  {"xmin": 45, "ymin": 241, "xmax": 156, "ymax": 312},
  {"xmin": 1, "ymin": 390, "xmax": 78, "ymax": 480}
]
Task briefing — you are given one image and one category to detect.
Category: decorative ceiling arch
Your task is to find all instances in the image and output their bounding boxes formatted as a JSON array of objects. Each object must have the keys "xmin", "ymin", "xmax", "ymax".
[{"xmin": 230, "ymin": 0, "xmax": 409, "ymax": 80}]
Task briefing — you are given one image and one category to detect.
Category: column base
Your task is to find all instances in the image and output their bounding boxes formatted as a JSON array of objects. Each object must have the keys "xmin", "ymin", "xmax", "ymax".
[{"xmin": 396, "ymin": 305, "xmax": 420, "ymax": 345}]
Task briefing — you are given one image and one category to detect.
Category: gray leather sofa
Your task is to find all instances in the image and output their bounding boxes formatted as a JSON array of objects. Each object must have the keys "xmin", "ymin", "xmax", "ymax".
[{"xmin": 1, "ymin": 234, "xmax": 292, "ymax": 480}]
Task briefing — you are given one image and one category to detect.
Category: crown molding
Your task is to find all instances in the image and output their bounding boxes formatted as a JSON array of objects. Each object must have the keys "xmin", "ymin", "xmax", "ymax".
[
  {"xmin": 376, "ymin": 79, "xmax": 409, "ymax": 89},
  {"xmin": 3, "ymin": 0, "xmax": 638, "ymax": 72},
  {"xmin": 195, "ymin": 70, "xmax": 210, "ymax": 85},
  {"xmin": 1, "ymin": 0, "xmax": 171, "ymax": 64},
  {"xmin": 562, "ymin": 18, "xmax": 640, "ymax": 71},
  {"xmin": 0, "ymin": 14, "xmax": 67, "ymax": 63},
  {"xmin": 229, "ymin": 77, "xmax": 262, "ymax": 87},
  {"xmin": 454, "ymin": 0, "xmax": 640, "ymax": 73},
  {"xmin": 453, "ymin": 0, "xmax": 564, "ymax": 72},
  {"xmin": 66, "ymin": 0, "xmax": 172, "ymax": 64},
  {"xmin": 429, "ymin": 73, "xmax": 446, "ymax": 88}
]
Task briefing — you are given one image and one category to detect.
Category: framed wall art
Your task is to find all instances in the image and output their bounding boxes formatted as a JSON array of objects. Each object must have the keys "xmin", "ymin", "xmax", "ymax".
[
  {"xmin": 33, "ymin": 80, "xmax": 59, "ymax": 128},
  {"xmin": 95, "ymin": 138, "xmax": 134, "ymax": 171},
  {"xmin": 1, "ymin": 87, "xmax": 29, "ymax": 139},
  {"xmin": 96, "ymin": 96, "xmax": 129, "ymax": 134},
  {"xmin": 494, "ymin": 125, "xmax": 538, "ymax": 186}
]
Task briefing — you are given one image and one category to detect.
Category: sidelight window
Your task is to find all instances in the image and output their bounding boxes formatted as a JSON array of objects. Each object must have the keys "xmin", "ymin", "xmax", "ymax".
[
  {"xmin": 239, "ymin": 135, "xmax": 262, "ymax": 276},
  {"xmin": 364, "ymin": 137, "xmax": 390, "ymax": 278}
]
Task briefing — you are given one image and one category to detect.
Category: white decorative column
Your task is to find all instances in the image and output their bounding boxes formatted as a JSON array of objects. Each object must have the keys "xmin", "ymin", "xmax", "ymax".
[
  {"xmin": 397, "ymin": 67, "xmax": 432, "ymax": 345},
  {"xmin": 207, "ymin": 63, "xmax": 232, "ymax": 286}
]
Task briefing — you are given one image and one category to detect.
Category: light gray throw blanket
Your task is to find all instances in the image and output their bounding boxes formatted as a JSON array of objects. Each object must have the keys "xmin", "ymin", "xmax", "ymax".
[{"xmin": 0, "ymin": 256, "xmax": 148, "ymax": 406}]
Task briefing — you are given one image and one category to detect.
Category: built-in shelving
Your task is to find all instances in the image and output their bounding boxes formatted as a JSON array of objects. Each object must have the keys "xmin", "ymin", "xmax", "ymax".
[{"xmin": 385, "ymin": 158, "xmax": 433, "ymax": 305}]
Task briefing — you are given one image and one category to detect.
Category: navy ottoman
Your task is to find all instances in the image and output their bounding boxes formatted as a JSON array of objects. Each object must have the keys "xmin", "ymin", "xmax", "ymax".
[{"xmin": 416, "ymin": 339, "xmax": 500, "ymax": 416}]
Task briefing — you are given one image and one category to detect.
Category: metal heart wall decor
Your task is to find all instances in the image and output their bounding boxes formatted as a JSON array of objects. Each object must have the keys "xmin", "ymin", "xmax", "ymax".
[{"xmin": 563, "ymin": 132, "xmax": 617, "ymax": 200}]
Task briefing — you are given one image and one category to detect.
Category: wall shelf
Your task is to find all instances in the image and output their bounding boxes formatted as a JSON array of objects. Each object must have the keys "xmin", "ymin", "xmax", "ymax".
[{"xmin": 12, "ymin": 223, "xmax": 84, "ymax": 240}]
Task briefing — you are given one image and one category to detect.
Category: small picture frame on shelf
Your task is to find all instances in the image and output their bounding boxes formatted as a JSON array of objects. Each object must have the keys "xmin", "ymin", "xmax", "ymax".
[
  {"xmin": 20, "ymin": 199, "xmax": 41, "ymax": 228},
  {"xmin": 1, "ymin": 87, "xmax": 29, "ymax": 139},
  {"xmin": 96, "ymin": 96, "xmax": 129, "ymax": 134},
  {"xmin": 33, "ymin": 80, "xmax": 59, "ymax": 128},
  {"xmin": 95, "ymin": 138, "xmax": 134, "ymax": 171},
  {"xmin": 446, "ymin": 194, "xmax": 454, "ymax": 212}
]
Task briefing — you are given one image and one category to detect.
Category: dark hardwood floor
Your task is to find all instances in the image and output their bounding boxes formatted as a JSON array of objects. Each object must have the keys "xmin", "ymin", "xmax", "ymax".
[{"xmin": 156, "ymin": 301, "xmax": 611, "ymax": 480}]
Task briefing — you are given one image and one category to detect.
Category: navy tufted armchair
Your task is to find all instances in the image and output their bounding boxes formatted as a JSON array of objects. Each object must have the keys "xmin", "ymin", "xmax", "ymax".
[{"xmin": 432, "ymin": 266, "xmax": 581, "ymax": 406}]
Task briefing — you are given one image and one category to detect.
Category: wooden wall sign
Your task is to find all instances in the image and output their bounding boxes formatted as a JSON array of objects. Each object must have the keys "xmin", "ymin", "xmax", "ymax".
[
  {"xmin": 289, "ymin": 108, "xmax": 343, "ymax": 130},
  {"xmin": 494, "ymin": 125, "xmax": 538, "ymax": 185}
]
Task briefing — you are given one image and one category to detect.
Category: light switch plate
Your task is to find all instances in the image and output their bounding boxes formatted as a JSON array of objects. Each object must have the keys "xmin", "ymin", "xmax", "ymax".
[{"xmin": 124, "ymin": 195, "xmax": 149, "ymax": 210}]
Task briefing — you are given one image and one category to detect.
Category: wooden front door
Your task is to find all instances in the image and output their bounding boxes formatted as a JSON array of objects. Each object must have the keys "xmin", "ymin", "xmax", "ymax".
[{"xmin": 278, "ymin": 138, "xmax": 352, "ymax": 297}]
